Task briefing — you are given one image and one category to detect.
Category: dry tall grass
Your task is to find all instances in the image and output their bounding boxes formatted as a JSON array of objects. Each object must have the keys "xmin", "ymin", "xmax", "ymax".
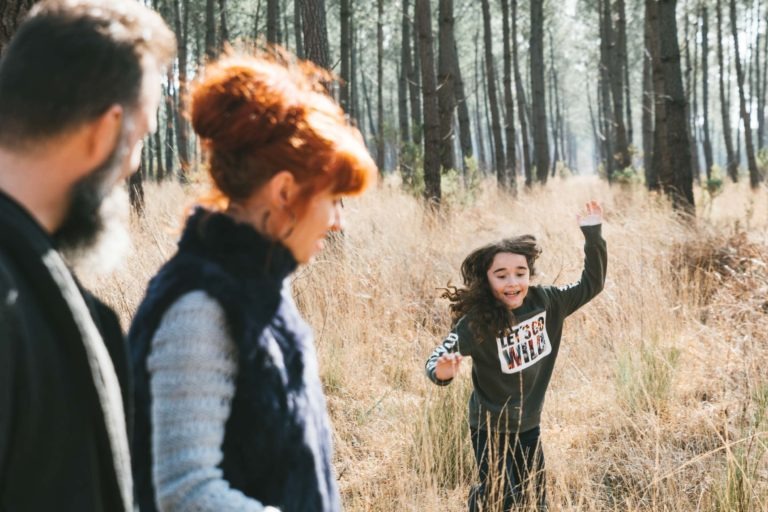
[{"xmin": 84, "ymin": 175, "xmax": 768, "ymax": 511}]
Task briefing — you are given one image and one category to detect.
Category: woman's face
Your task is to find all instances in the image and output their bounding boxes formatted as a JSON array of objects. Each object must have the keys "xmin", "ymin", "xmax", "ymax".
[
  {"xmin": 486, "ymin": 252, "xmax": 530, "ymax": 310},
  {"xmin": 282, "ymin": 187, "xmax": 344, "ymax": 263}
]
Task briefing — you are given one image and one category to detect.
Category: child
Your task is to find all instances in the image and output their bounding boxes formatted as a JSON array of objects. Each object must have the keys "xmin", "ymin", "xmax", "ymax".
[{"xmin": 425, "ymin": 201, "xmax": 607, "ymax": 511}]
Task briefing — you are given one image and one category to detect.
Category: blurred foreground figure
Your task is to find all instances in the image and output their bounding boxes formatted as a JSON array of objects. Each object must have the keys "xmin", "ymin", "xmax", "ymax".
[
  {"xmin": 129, "ymin": 52, "xmax": 377, "ymax": 511},
  {"xmin": 0, "ymin": 1, "xmax": 175, "ymax": 510}
]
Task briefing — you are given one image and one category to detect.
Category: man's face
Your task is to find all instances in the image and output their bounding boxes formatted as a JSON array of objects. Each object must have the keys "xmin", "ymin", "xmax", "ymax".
[{"xmin": 54, "ymin": 66, "xmax": 162, "ymax": 273}]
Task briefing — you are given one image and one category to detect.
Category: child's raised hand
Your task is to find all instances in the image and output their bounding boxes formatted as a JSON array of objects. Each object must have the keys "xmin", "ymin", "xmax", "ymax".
[
  {"xmin": 577, "ymin": 200, "xmax": 603, "ymax": 226},
  {"xmin": 434, "ymin": 352, "xmax": 463, "ymax": 381}
]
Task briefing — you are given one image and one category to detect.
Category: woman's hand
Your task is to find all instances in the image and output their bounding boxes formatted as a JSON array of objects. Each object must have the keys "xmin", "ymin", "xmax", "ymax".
[
  {"xmin": 434, "ymin": 352, "xmax": 463, "ymax": 381},
  {"xmin": 577, "ymin": 200, "xmax": 603, "ymax": 226}
]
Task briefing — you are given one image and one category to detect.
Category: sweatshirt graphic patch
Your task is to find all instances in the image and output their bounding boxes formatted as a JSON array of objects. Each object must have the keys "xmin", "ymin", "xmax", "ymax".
[{"xmin": 496, "ymin": 312, "xmax": 551, "ymax": 374}]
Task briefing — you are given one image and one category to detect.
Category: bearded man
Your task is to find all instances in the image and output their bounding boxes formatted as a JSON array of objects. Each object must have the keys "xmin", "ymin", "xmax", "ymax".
[{"xmin": 0, "ymin": 1, "xmax": 175, "ymax": 510}]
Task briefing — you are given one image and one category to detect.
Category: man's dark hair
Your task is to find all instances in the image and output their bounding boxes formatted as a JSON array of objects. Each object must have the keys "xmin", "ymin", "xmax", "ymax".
[{"xmin": 0, "ymin": 0, "xmax": 175, "ymax": 147}]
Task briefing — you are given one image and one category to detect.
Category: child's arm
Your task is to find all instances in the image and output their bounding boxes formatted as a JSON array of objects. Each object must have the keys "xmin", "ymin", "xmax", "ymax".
[
  {"xmin": 551, "ymin": 201, "xmax": 607, "ymax": 316},
  {"xmin": 425, "ymin": 330, "xmax": 464, "ymax": 386}
]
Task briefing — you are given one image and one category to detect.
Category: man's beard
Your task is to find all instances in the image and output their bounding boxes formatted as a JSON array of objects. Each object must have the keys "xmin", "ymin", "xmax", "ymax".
[{"xmin": 54, "ymin": 125, "xmax": 134, "ymax": 276}]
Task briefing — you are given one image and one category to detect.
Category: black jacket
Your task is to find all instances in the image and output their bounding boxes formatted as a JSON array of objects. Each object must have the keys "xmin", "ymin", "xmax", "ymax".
[{"xmin": 0, "ymin": 191, "xmax": 133, "ymax": 511}]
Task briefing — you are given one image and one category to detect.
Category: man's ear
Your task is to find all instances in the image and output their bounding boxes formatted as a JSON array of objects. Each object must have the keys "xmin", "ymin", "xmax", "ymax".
[{"xmin": 83, "ymin": 104, "xmax": 123, "ymax": 168}]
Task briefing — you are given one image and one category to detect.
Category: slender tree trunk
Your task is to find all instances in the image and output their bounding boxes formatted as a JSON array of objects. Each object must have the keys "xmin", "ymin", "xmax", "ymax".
[
  {"xmin": 407, "ymin": 1, "xmax": 422, "ymax": 145},
  {"xmin": 603, "ymin": 0, "xmax": 631, "ymax": 170},
  {"xmin": 530, "ymin": 0, "xmax": 549, "ymax": 183},
  {"xmin": 293, "ymin": 0, "xmax": 303, "ymax": 58},
  {"xmin": 656, "ymin": 0, "xmax": 695, "ymax": 212},
  {"xmin": 340, "ymin": 0, "xmax": 351, "ymax": 112},
  {"xmin": 376, "ymin": 0, "xmax": 385, "ymax": 171},
  {"xmin": 173, "ymin": 0, "xmax": 190, "ymax": 182},
  {"xmin": 219, "ymin": 0, "xmax": 229, "ymax": 51},
  {"xmin": 301, "ymin": 0, "xmax": 330, "ymax": 69},
  {"xmin": 599, "ymin": 1, "xmax": 615, "ymax": 181},
  {"xmin": 730, "ymin": 0, "xmax": 762, "ymax": 188},
  {"xmin": 717, "ymin": 0, "xmax": 738, "ymax": 182},
  {"xmin": 684, "ymin": 7, "xmax": 700, "ymax": 183},
  {"xmin": 416, "ymin": 0, "xmax": 441, "ymax": 203},
  {"xmin": 617, "ymin": 0, "xmax": 633, "ymax": 146},
  {"xmin": 474, "ymin": 31, "xmax": 488, "ymax": 171},
  {"xmin": 588, "ymin": 83, "xmax": 601, "ymax": 170},
  {"xmin": 399, "ymin": 0, "xmax": 411, "ymax": 146},
  {"xmin": 481, "ymin": 0, "xmax": 506, "ymax": 187},
  {"xmin": 267, "ymin": 0, "xmax": 280, "ymax": 44},
  {"xmin": 761, "ymin": 3, "xmax": 768, "ymax": 149},
  {"xmin": 452, "ymin": 39, "xmax": 473, "ymax": 173},
  {"xmin": 437, "ymin": 0, "xmax": 457, "ymax": 172},
  {"xmin": 501, "ymin": 0, "xmax": 517, "ymax": 193},
  {"xmin": 548, "ymin": 30, "xmax": 559, "ymax": 177},
  {"xmin": 701, "ymin": 5, "xmax": 714, "ymax": 179},
  {"xmin": 164, "ymin": 69, "xmax": 176, "ymax": 181},
  {"xmin": 512, "ymin": 0, "xmax": 532, "ymax": 186},
  {"xmin": 205, "ymin": 0, "xmax": 216, "ymax": 59}
]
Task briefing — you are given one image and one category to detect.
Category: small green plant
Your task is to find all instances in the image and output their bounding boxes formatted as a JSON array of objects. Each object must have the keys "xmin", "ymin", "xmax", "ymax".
[
  {"xmin": 612, "ymin": 166, "xmax": 643, "ymax": 187},
  {"xmin": 616, "ymin": 341, "xmax": 680, "ymax": 415}
]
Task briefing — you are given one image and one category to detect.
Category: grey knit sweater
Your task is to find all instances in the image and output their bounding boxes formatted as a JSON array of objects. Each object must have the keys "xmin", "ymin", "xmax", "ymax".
[{"xmin": 148, "ymin": 291, "xmax": 279, "ymax": 512}]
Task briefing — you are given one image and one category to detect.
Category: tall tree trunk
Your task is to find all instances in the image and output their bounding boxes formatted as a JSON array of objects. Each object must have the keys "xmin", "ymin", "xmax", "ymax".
[
  {"xmin": 501, "ymin": 0, "xmax": 518, "ymax": 193},
  {"xmin": 642, "ymin": 10, "xmax": 654, "ymax": 182},
  {"xmin": 267, "ymin": 0, "xmax": 280, "ymax": 44},
  {"xmin": 173, "ymin": 0, "xmax": 190, "ymax": 182},
  {"xmin": 376, "ymin": 0, "xmax": 385, "ymax": 171},
  {"xmin": 0, "ymin": 0, "xmax": 38, "ymax": 55},
  {"xmin": 164, "ymin": 69, "xmax": 176, "ymax": 181},
  {"xmin": 481, "ymin": 0, "xmax": 506, "ymax": 187},
  {"xmin": 398, "ymin": 0, "xmax": 412, "ymax": 182},
  {"xmin": 684, "ymin": 6, "xmax": 700, "ymax": 183},
  {"xmin": 474, "ymin": 30, "xmax": 488, "ymax": 171},
  {"xmin": 701, "ymin": 5, "xmax": 714, "ymax": 179},
  {"xmin": 293, "ymin": 0, "xmax": 303, "ymax": 58},
  {"xmin": 717, "ymin": 0, "xmax": 738, "ymax": 182},
  {"xmin": 549, "ymin": 30, "xmax": 563, "ymax": 177},
  {"xmin": 530, "ymin": 0, "xmax": 549, "ymax": 183},
  {"xmin": 408, "ymin": 1, "xmax": 422, "ymax": 145},
  {"xmin": 452, "ymin": 38, "xmax": 473, "ymax": 173},
  {"xmin": 437, "ymin": 0, "xmax": 457, "ymax": 173},
  {"xmin": 340, "ymin": 0, "xmax": 351, "ymax": 111},
  {"xmin": 205, "ymin": 0, "xmax": 216, "ymax": 59},
  {"xmin": 599, "ymin": 1, "xmax": 615, "ymax": 181},
  {"xmin": 301, "ymin": 0, "xmax": 330, "ymax": 69},
  {"xmin": 512, "ymin": 0, "xmax": 532, "ymax": 186},
  {"xmin": 730, "ymin": 0, "xmax": 762, "ymax": 188},
  {"xmin": 219, "ymin": 0, "xmax": 229, "ymax": 51},
  {"xmin": 617, "ymin": 0, "xmax": 633, "ymax": 146},
  {"xmin": 588, "ymin": 83, "xmax": 601, "ymax": 170},
  {"xmin": 416, "ymin": 0, "xmax": 441, "ymax": 203},
  {"xmin": 761, "ymin": 3, "xmax": 768, "ymax": 149},
  {"xmin": 603, "ymin": 0, "xmax": 631, "ymax": 171},
  {"xmin": 656, "ymin": 0, "xmax": 695, "ymax": 212}
]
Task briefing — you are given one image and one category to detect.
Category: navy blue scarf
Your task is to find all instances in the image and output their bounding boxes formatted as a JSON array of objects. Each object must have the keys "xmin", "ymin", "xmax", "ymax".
[{"xmin": 129, "ymin": 208, "xmax": 340, "ymax": 511}]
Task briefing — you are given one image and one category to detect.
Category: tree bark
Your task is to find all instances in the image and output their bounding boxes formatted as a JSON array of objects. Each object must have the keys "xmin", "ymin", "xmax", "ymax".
[
  {"xmin": 481, "ymin": 0, "xmax": 506, "ymax": 187},
  {"xmin": 512, "ymin": 0, "xmax": 532, "ymax": 186},
  {"xmin": 729, "ymin": 0, "xmax": 762, "ymax": 188},
  {"xmin": 416, "ymin": 0, "xmax": 441, "ymax": 203},
  {"xmin": 501, "ymin": 0, "xmax": 517, "ymax": 192},
  {"xmin": 173, "ymin": 0, "xmax": 190, "ymax": 182},
  {"xmin": 701, "ymin": 5, "xmax": 714, "ymax": 179},
  {"xmin": 294, "ymin": 0, "xmax": 303, "ymax": 58},
  {"xmin": 340, "ymin": 0, "xmax": 351, "ymax": 111},
  {"xmin": 602, "ymin": 0, "xmax": 631, "ymax": 171},
  {"xmin": 407, "ymin": 0, "xmax": 422, "ymax": 145},
  {"xmin": 301, "ymin": 0, "xmax": 330, "ymax": 69},
  {"xmin": 716, "ymin": 0, "xmax": 738, "ymax": 182},
  {"xmin": 642, "ymin": 1, "xmax": 654, "ymax": 183},
  {"xmin": 399, "ymin": 0, "xmax": 412, "ymax": 148},
  {"xmin": 0, "ymin": 0, "xmax": 38, "ymax": 56},
  {"xmin": 376, "ymin": 0, "xmax": 385, "ymax": 171},
  {"xmin": 205, "ymin": 0, "xmax": 216, "ymax": 60},
  {"xmin": 267, "ymin": 0, "xmax": 280, "ymax": 44},
  {"xmin": 452, "ymin": 38, "xmax": 473, "ymax": 173},
  {"xmin": 617, "ymin": 0, "xmax": 633, "ymax": 146},
  {"xmin": 599, "ymin": 1, "xmax": 615, "ymax": 181},
  {"xmin": 218, "ymin": 0, "xmax": 229, "ymax": 52},
  {"xmin": 530, "ymin": 0, "xmax": 550, "ymax": 183},
  {"xmin": 656, "ymin": 0, "xmax": 695, "ymax": 212},
  {"xmin": 437, "ymin": 0, "xmax": 457, "ymax": 173}
]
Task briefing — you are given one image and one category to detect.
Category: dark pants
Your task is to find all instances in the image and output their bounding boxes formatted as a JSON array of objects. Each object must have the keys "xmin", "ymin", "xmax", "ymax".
[{"xmin": 468, "ymin": 426, "xmax": 546, "ymax": 512}]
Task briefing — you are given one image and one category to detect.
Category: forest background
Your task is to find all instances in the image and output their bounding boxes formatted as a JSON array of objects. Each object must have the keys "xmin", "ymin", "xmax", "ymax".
[{"xmin": 2, "ymin": 0, "xmax": 768, "ymax": 510}]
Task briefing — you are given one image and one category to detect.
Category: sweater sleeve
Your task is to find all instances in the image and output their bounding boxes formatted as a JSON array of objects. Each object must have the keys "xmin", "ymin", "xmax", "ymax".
[
  {"xmin": 549, "ymin": 224, "xmax": 607, "ymax": 317},
  {"xmin": 425, "ymin": 318, "xmax": 471, "ymax": 386},
  {"xmin": 0, "ymin": 276, "xmax": 17, "ymax": 487},
  {"xmin": 147, "ymin": 291, "xmax": 279, "ymax": 512}
]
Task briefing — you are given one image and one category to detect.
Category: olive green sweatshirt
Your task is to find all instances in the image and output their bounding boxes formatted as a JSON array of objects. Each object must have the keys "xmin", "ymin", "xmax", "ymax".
[{"xmin": 425, "ymin": 224, "xmax": 607, "ymax": 433}]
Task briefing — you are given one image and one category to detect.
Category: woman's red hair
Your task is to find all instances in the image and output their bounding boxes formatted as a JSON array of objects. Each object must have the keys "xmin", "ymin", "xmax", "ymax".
[{"xmin": 190, "ymin": 51, "xmax": 376, "ymax": 211}]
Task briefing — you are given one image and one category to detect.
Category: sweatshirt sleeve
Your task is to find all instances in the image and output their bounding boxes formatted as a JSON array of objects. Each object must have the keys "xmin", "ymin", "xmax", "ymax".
[
  {"xmin": 147, "ymin": 291, "xmax": 279, "ymax": 512},
  {"xmin": 0, "ymin": 287, "xmax": 16, "ymax": 487},
  {"xmin": 425, "ymin": 319, "xmax": 471, "ymax": 386},
  {"xmin": 549, "ymin": 224, "xmax": 607, "ymax": 317}
]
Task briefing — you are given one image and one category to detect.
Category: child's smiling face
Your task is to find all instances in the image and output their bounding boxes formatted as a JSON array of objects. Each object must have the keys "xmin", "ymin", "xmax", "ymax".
[{"xmin": 486, "ymin": 252, "xmax": 530, "ymax": 310}]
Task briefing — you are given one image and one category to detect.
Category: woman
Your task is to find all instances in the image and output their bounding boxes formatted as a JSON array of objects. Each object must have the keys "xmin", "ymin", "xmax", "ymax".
[{"xmin": 129, "ymin": 53, "xmax": 376, "ymax": 511}]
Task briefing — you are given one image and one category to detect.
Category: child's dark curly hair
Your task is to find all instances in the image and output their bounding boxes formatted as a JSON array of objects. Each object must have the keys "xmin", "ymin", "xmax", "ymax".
[{"xmin": 442, "ymin": 235, "xmax": 542, "ymax": 340}]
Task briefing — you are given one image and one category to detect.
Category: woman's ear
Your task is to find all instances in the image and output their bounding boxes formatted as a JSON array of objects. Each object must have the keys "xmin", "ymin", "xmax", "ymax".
[{"xmin": 266, "ymin": 170, "xmax": 298, "ymax": 209}]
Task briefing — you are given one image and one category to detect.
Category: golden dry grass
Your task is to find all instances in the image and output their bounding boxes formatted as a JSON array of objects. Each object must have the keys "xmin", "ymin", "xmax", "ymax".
[{"xmin": 83, "ymin": 175, "xmax": 768, "ymax": 511}]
